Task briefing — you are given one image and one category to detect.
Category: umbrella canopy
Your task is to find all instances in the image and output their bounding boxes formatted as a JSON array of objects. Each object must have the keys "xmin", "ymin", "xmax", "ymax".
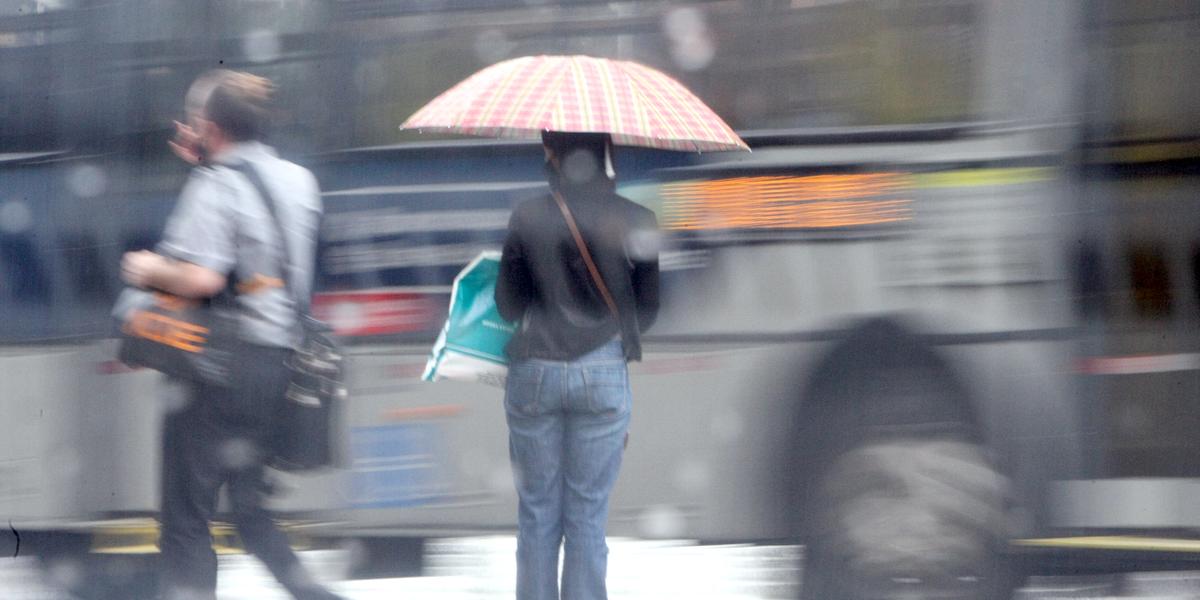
[{"xmin": 401, "ymin": 55, "xmax": 749, "ymax": 152}]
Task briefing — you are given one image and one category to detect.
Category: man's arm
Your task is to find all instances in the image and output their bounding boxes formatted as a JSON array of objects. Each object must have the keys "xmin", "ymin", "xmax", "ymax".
[
  {"xmin": 121, "ymin": 250, "xmax": 226, "ymax": 299},
  {"xmin": 125, "ymin": 169, "xmax": 236, "ymax": 298}
]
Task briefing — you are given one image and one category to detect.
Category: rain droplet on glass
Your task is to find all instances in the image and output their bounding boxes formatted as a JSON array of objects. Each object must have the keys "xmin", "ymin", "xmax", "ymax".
[
  {"xmin": 662, "ymin": 6, "xmax": 708, "ymax": 43},
  {"xmin": 46, "ymin": 558, "xmax": 85, "ymax": 590},
  {"xmin": 353, "ymin": 60, "xmax": 386, "ymax": 96},
  {"xmin": 162, "ymin": 380, "xmax": 192, "ymax": 414},
  {"xmin": 218, "ymin": 438, "xmax": 259, "ymax": 470},
  {"xmin": 637, "ymin": 504, "xmax": 687, "ymax": 539},
  {"xmin": 474, "ymin": 29, "xmax": 514, "ymax": 65},
  {"xmin": 66, "ymin": 164, "xmax": 107, "ymax": 198},
  {"xmin": 671, "ymin": 35, "xmax": 716, "ymax": 72},
  {"xmin": 627, "ymin": 229, "xmax": 662, "ymax": 262},
  {"xmin": 0, "ymin": 200, "xmax": 33, "ymax": 234},
  {"xmin": 561, "ymin": 148, "xmax": 600, "ymax": 184},
  {"xmin": 242, "ymin": 29, "xmax": 282, "ymax": 64}
]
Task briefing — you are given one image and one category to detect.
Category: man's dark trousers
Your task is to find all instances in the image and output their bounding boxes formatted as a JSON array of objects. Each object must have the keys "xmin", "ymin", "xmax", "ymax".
[{"xmin": 158, "ymin": 342, "xmax": 311, "ymax": 598}]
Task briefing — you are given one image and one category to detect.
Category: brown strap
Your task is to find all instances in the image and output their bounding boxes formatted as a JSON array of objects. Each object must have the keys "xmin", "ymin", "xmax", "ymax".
[{"xmin": 552, "ymin": 191, "xmax": 621, "ymax": 324}]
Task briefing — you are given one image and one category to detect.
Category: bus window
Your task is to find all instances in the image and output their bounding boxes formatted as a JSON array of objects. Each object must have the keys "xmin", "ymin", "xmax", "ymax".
[
  {"xmin": 0, "ymin": 233, "xmax": 50, "ymax": 305},
  {"xmin": 1193, "ymin": 242, "xmax": 1200, "ymax": 315},
  {"xmin": 1074, "ymin": 238, "xmax": 1106, "ymax": 319},
  {"xmin": 58, "ymin": 233, "xmax": 113, "ymax": 306},
  {"xmin": 1127, "ymin": 241, "xmax": 1172, "ymax": 319},
  {"xmin": 121, "ymin": 231, "xmax": 159, "ymax": 254}
]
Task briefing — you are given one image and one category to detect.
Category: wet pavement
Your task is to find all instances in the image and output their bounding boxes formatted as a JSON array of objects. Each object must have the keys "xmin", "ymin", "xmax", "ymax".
[
  {"xmin": 3, "ymin": 538, "xmax": 799, "ymax": 600},
  {"xmin": 5, "ymin": 537, "xmax": 1200, "ymax": 599}
]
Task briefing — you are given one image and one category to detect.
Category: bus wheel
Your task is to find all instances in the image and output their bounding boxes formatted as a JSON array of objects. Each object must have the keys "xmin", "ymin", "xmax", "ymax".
[
  {"xmin": 801, "ymin": 437, "xmax": 1013, "ymax": 600},
  {"xmin": 345, "ymin": 536, "xmax": 426, "ymax": 579},
  {"xmin": 33, "ymin": 533, "xmax": 158, "ymax": 600}
]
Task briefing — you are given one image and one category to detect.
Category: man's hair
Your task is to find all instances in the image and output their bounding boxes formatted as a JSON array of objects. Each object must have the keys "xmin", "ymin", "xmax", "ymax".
[{"xmin": 189, "ymin": 70, "xmax": 275, "ymax": 142}]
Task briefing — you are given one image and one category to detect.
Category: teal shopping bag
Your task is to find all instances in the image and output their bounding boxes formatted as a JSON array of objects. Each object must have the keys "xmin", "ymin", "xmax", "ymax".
[{"xmin": 423, "ymin": 252, "xmax": 516, "ymax": 387}]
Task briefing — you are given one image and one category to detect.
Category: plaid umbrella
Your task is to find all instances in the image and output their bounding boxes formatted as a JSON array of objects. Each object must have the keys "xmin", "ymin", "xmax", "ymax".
[{"xmin": 401, "ymin": 55, "xmax": 749, "ymax": 152}]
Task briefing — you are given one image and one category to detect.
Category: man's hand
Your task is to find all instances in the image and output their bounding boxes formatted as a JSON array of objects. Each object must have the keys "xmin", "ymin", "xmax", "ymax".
[
  {"xmin": 121, "ymin": 250, "xmax": 167, "ymax": 289},
  {"xmin": 168, "ymin": 120, "xmax": 204, "ymax": 165}
]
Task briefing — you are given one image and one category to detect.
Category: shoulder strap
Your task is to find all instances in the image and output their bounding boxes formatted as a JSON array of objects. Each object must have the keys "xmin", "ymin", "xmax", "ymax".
[
  {"xmin": 227, "ymin": 162, "xmax": 309, "ymax": 316},
  {"xmin": 552, "ymin": 191, "xmax": 621, "ymax": 324}
]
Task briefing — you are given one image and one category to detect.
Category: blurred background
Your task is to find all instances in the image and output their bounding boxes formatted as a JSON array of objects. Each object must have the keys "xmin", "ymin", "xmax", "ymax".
[{"xmin": 2, "ymin": 1, "xmax": 1200, "ymax": 598}]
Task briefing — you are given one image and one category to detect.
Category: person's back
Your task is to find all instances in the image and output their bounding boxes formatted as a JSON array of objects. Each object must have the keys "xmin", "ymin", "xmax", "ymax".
[
  {"xmin": 164, "ymin": 142, "xmax": 322, "ymax": 349},
  {"xmin": 497, "ymin": 186, "xmax": 658, "ymax": 361}
]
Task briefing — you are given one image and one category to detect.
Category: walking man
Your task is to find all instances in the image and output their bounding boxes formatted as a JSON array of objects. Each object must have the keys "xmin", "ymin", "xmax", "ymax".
[{"xmin": 120, "ymin": 70, "xmax": 341, "ymax": 600}]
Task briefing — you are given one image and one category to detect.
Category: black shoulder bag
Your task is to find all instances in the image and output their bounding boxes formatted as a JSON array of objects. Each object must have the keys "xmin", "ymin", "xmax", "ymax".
[
  {"xmin": 231, "ymin": 163, "xmax": 346, "ymax": 472},
  {"xmin": 115, "ymin": 282, "xmax": 240, "ymax": 386},
  {"xmin": 115, "ymin": 171, "xmax": 240, "ymax": 386}
]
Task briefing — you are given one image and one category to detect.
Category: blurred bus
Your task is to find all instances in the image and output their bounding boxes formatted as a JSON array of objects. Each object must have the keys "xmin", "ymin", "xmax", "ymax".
[{"xmin": 1, "ymin": 1, "xmax": 1198, "ymax": 599}]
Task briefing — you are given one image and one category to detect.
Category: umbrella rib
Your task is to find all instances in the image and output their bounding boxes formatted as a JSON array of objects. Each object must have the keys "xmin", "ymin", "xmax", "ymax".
[
  {"xmin": 435, "ymin": 76, "xmax": 487, "ymax": 130},
  {"xmin": 644, "ymin": 67, "xmax": 710, "ymax": 151},
  {"xmin": 473, "ymin": 57, "xmax": 533, "ymax": 133},
  {"xmin": 597, "ymin": 59, "xmax": 624, "ymax": 136},
  {"xmin": 625, "ymin": 66, "xmax": 688, "ymax": 150},
  {"xmin": 629, "ymin": 62, "xmax": 740, "ymax": 151},
  {"xmin": 404, "ymin": 71, "xmax": 481, "ymax": 128},
  {"xmin": 623, "ymin": 65, "xmax": 654, "ymax": 146},
  {"xmin": 680, "ymin": 74, "xmax": 731, "ymax": 149},
  {"xmin": 450, "ymin": 71, "xmax": 498, "ymax": 117},
  {"xmin": 554, "ymin": 90, "xmax": 566, "ymax": 132},
  {"xmin": 631, "ymin": 67, "xmax": 690, "ymax": 149},
  {"xmin": 497, "ymin": 56, "xmax": 561, "ymax": 135},
  {"xmin": 569, "ymin": 56, "xmax": 594, "ymax": 133},
  {"xmin": 633, "ymin": 64, "xmax": 720, "ymax": 151},
  {"xmin": 529, "ymin": 64, "xmax": 571, "ymax": 135},
  {"xmin": 437, "ymin": 63, "xmax": 516, "ymax": 131},
  {"xmin": 665, "ymin": 75, "xmax": 726, "ymax": 150}
]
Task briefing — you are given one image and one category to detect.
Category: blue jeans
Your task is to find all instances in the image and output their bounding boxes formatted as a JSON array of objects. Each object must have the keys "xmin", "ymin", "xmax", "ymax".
[{"xmin": 504, "ymin": 339, "xmax": 631, "ymax": 600}]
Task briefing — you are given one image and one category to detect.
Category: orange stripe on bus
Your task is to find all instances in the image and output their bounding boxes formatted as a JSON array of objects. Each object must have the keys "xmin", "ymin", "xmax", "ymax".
[{"xmin": 383, "ymin": 405, "xmax": 466, "ymax": 421}]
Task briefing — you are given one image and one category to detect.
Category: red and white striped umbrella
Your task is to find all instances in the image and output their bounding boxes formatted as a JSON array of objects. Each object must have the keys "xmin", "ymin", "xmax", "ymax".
[{"xmin": 401, "ymin": 55, "xmax": 749, "ymax": 153}]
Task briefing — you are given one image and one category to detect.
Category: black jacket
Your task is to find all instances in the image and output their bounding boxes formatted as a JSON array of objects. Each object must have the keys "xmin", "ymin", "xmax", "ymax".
[{"xmin": 496, "ymin": 186, "xmax": 660, "ymax": 361}]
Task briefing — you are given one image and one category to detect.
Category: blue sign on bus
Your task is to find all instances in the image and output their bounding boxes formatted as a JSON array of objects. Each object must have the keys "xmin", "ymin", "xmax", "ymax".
[{"xmin": 350, "ymin": 423, "xmax": 449, "ymax": 509}]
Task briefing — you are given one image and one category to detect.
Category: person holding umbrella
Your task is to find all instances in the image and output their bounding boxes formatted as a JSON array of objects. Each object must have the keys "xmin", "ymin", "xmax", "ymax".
[
  {"xmin": 403, "ymin": 55, "xmax": 747, "ymax": 599},
  {"xmin": 493, "ymin": 130, "xmax": 658, "ymax": 600}
]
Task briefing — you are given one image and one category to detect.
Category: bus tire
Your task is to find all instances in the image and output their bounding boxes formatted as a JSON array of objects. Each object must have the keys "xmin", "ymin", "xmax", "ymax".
[
  {"xmin": 345, "ymin": 536, "xmax": 426, "ymax": 579},
  {"xmin": 801, "ymin": 436, "xmax": 1014, "ymax": 600},
  {"xmin": 33, "ymin": 533, "xmax": 158, "ymax": 600}
]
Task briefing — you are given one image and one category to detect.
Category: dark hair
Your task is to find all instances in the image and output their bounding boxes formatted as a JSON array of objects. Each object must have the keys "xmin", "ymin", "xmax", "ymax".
[
  {"xmin": 202, "ymin": 71, "xmax": 274, "ymax": 142},
  {"xmin": 541, "ymin": 131, "xmax": 613, "ymax": 190},
  {"xmin": 541, "ymin": 131, "xmax": 610, "ymax": 158}
]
